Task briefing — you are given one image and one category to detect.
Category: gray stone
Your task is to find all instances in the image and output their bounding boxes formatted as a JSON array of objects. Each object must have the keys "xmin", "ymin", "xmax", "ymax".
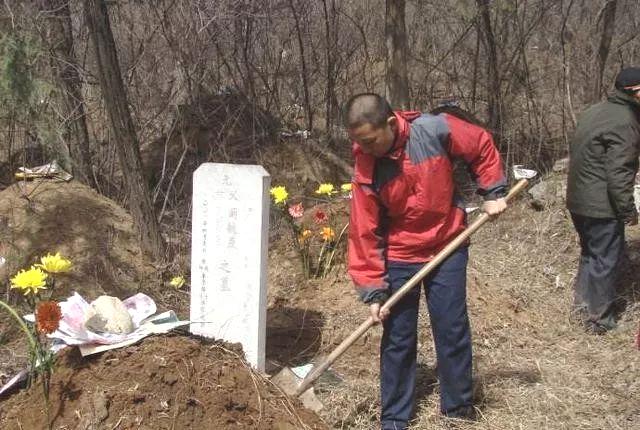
[
  {"xmin": 190, "ymin": 163, "xmax": 270, "ymax": 371},
  {"xmin": 528, "ymin": 174, "xmax": 567, "ymax": 208},
  {"xmin": 552, "ymin": 157, "xmax": 569, "ymax": 173}
]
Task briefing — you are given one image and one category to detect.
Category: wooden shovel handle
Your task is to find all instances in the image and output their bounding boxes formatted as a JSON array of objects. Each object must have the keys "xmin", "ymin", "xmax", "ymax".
[{"xmin": 295, "ymin": 178, "xmax": 529, "ymax": 396}]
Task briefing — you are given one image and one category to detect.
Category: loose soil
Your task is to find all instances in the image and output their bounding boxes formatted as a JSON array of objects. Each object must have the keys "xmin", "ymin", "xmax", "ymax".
[
  {"xmin": 0, "ymin": 180, "xmax": 327, "ymax": 429},
  {"xmin": 0, "ymin": 180, "xmax": 159, "ymax": 300},
  {"xmin": 0, "ymin": 335, "xmax": 325, "ymax": 429}
]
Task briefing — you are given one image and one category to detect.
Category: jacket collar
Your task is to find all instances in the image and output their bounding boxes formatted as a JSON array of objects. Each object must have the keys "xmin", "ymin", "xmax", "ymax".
[
  {"xmin": 385, "ymin": 110, "xmax": 421, "ymax": 159},
  {"xmin": 608, "ymin": 89, "xmax": 640, "ymax": 110},
  {"xmin": 353, "ymin": 110, "xmax": 421, "ymax": 184}
]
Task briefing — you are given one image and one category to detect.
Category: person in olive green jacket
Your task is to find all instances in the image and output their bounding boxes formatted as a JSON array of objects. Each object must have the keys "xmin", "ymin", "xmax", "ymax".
[{"xmin": 567, "ymin": 67, "xmax": 640, "ymax": 333}]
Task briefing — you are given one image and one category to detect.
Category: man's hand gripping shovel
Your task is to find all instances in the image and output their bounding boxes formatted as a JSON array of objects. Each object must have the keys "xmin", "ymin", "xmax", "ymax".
[{"xmin": 272, "ymin": 167, "xmax": 537, "ymax": 411}]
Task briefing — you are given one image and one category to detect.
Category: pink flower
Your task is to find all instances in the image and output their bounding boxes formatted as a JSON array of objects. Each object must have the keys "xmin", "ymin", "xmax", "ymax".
[{"xmin": 288, "ymin": 203, "xmax": 304, "ymax": 218}]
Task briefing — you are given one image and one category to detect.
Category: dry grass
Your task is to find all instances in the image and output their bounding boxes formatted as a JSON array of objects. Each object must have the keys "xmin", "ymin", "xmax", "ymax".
[{"xmin": 284, "ymin": 196, "xmax": 640, "ymax": 429}]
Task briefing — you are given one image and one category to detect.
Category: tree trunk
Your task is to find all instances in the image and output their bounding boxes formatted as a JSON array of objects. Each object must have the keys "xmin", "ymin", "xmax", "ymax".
[
  {"xmin": 84, "ymin": 0, "xmax": 165, "ymax": 260},
  {"xmin": 321, "ymin": 0, "xmax": 337, "ymax": 135},
  {"xmin": 592, "ymin": 0, "xmax": 618, "ymax": 102},
  {"xmin": 41, "ymin": 0, "xmax": 96, "ymax": 188},
  {"xmin": 476, "ymin": 0, "xmax": 503, "ymax": 143},
  {"xmin": 385, "ymin": 0, "xmax": 409, "ymax": 109},
  {"xmin": 288, "ymin": 0, "xmax": 314, "ymax": 132}
]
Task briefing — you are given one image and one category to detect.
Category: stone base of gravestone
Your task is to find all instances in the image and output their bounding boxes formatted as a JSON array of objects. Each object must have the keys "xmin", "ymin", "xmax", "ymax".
[{"xmin": 190, "ymin": 163, "xmax": 270, "ymax": 371}]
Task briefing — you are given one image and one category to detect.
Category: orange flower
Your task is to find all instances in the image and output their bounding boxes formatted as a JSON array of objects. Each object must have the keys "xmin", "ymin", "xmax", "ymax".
[
  {"xmin": 299, "ymin": 229, "xmax": 312, "ymax": 243},
  {"xmin": 35, "ymin": 301, "xmax": 62, "ymax": 335},
  {"xmin": 313, "ymin": 209, "xmax": 328, "ymax": 224},
  {"xmin": 320, "ymin": 227, "xmax": 335, "ymax": 241}
]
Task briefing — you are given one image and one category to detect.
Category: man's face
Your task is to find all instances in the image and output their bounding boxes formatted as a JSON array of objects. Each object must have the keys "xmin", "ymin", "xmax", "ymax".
[
  {"xmin": 626, "ymin": 85, "xmax": 640, "ymax": 101},
  {"xmin": 348, "ymin": 117, "xmax": 397, "ymax": 158}
]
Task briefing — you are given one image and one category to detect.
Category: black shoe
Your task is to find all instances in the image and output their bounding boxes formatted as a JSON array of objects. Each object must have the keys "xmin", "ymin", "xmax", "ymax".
[
  {"xmin": 584, "ymin": 321, "xmax": 609, "ymax": 335},
  {"xmin": 443, "ymin": 405, "xmax": 477, "ymax": 421}
]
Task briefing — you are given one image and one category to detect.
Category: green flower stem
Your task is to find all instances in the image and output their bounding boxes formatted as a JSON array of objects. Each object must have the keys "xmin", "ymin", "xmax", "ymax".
[
  {"xmin": 1, "ymin": 300, "xmax": 54, "ymax": 429},
  {"xmin": 302, "ymin": 244, "xmax": 311, "ymax": 278},
  {"xmin": 323, "ymin": 222, "xmax": 349, "ymax": 277},
  {"xmin": 0, "ymin": 299, "xmax": 37, "ymax": 353},
  {"xmin": 275, "ymin": 205, "xmax": 310, "ymax": 278},
  {"xmin": 42, "ymin": 368, "xmax": 52, "ymax": 430},
  {"xmin": 315, "ymin": 241, "xmax": 328, "ymax": 278},
  {"xmin": 47, "ymin": 278, "xmax": 56, "ymax": 300}
]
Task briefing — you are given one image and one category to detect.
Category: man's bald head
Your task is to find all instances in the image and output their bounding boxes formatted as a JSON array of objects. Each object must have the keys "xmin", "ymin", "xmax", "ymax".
[{"xmin": 344, "ymin": 93, "xmax": 394, "ymax": 129}]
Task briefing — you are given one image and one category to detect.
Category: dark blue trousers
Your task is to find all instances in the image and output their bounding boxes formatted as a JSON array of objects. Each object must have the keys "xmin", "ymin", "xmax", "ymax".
[
  {"xmin": 570, "ymin": 213, "xmax": 624, "ymax": 329},
  {"xmin": 380, "ymin": 247, "xmax": 472, "ymax": 430}
]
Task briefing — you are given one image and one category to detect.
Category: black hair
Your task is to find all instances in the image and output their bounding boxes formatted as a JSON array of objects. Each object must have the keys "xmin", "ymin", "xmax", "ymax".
[{"xmin": 343, "ymin": 93, "xmax": 394, "ymax": 129}]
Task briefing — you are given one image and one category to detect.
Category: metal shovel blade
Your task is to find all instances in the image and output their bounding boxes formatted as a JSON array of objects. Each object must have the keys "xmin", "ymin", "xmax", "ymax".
[{"xmin": 271, "ymin": 367, "xmax": 324, "ymax": 412}]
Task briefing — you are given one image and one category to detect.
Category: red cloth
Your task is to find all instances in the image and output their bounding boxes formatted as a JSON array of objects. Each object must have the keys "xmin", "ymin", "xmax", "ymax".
[{"xmin": 348, "ymin": 111, "xmax": 505, "ymax": 296}]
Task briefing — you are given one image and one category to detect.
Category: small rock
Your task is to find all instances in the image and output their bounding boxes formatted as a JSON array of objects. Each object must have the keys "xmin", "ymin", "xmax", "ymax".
[
  {"xmin": 186, "ymin": 397, "xmax": 201, "ymax": 407},
  {"xmin": 553, "ymin": 157, "xmax": 569, "ymax": 173},
  {"xmin": 93, "ymin": 391, "xmax": 109, "ymax": 422},
  {"xmin": 84, "ymin": 296, "xmax": 134, "ymax": 334},
  {"xmin": 132, "ymin": 393, "xmax": 146, "ymax": 403},
  {"xmin": 157, "ymin": 400, "xmax": 170, "ymax": 412},
  {"xmin": 225, "ymin": 400, "xmax": 247, "ymax": 411},
  {"xmin": 528, "ymin": 175, "xmax": 567, "ymax": 209},
  {"xmin": 162, "ymin": 373, "xmax": 179, "ymax": 386}
]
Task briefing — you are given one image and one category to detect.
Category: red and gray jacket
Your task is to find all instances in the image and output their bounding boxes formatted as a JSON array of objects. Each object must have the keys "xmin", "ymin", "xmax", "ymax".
[{"xmin": 348, "ymin": 111, "xmax": 506, "ymax": 303}]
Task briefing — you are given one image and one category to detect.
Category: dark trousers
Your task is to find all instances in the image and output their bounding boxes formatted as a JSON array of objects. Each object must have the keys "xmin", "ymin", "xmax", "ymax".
[
  {"xmin": 380, "ymin": 247, "xmax": 472, "ymax": 430},
  {"xmin": 570, "ymin": 212, "xmax": 624, "ymax": 329}
]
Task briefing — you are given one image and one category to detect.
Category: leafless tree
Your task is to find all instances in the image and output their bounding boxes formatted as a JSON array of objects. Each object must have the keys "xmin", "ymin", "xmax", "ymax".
[
  {"xmin": 476, "ymin": 0, "xmax": 503, "ymax": 142},
  {"xmin": 592, "ymin": 0, "xmax": 618, "ymax": 102},
  {"xmin": 38, "ymin": 0, "xmax": 95, "ymax": 188},
  {"xmin": 385, "ymin": 0, "xmax": 409, "ymax": 109},
  {"xmin": 83, "ymin": 0, "xmax": 165, "ymax": 259}
]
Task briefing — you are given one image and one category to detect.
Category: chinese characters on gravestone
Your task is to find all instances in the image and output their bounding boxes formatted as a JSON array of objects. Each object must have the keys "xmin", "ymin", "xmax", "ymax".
[{"xmin": 190, "ymin": 163, "xmax": 270, "ymax": 371}]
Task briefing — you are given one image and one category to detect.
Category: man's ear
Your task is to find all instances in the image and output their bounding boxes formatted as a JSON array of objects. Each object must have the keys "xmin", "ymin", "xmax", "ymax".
[{"xmin": 387, "ymin": 116, "xmax": 397, "ymax": 130}]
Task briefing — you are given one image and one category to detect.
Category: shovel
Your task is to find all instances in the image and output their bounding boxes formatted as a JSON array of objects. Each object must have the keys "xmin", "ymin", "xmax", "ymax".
[{"xmin": 272, "ymin": 176, "xmax": 532, "ymax": 410}]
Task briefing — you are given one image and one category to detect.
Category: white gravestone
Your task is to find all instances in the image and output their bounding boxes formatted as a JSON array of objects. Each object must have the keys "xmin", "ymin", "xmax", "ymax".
[{"xmin": 190, "ymin": 163, "xmax": 270, "ymax": 371}]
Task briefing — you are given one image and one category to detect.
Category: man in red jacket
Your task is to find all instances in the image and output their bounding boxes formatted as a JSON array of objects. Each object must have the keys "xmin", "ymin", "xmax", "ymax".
[{"xmin": 345, "ymin": 93, "xmax": 507, "ymax": 429}]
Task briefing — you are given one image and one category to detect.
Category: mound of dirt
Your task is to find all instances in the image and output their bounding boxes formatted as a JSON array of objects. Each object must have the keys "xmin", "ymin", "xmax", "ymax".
[
  {"xmin": 0, "ymin": 179, "xmax": 179, "ymax": 388},
  {"xmin": 0, "ymin": 334, "xmax": 327, "ymax": 429},
  {"xmin": 138, "ymin": 92, "xmax": 280, "ymax": 219},
  {"xmin": 138, "ymin": 91, "xmax": 351, "ymax": 224},
  {"xmin": 0, "ymin": 180, "xmax": 158, "ymax": 300}
]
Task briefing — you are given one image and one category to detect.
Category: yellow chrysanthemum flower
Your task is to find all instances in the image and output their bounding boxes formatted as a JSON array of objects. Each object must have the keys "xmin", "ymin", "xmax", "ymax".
[
  {"xmin": 170, "ymin": 275, "xmax": 186, "ymax": 289},
  {"xmin": 320, "ymin": 227, "xmax": 336, "ymax": 241},
  {"xmin": 315, "ymin": 183, "xmax": 336, "ymax": 196},
  {"xmin": 341, "ymin": 183, "xmax": 352, "ymax": 192},
  {"xmin": 10, "ymin": 267, "xmax": 48, "ymax": 296},
  {"xmin": 36, "ymin": 252, "xmax": 72, "ymax": 273},
  {"xmin": 270, "ymin": 186, "xmax": 288, "ymax": 205}
]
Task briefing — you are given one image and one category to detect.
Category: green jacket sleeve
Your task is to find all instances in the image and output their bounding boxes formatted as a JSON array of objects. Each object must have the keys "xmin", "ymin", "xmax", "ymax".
[{"xmin": 603, "ymin": 123, "xmax": 640, "ymax": 221}]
